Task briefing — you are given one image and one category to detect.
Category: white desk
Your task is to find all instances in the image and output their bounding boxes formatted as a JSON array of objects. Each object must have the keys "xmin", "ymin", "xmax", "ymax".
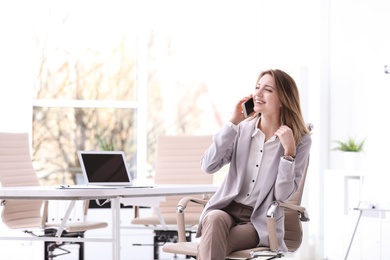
[
  {"xmin": 0, "ymin": 184, "xmax": 218, "ymax": 260},
  {"xmin": 344, "ymin": 206, "xmax": 390, "ymax": 260}
]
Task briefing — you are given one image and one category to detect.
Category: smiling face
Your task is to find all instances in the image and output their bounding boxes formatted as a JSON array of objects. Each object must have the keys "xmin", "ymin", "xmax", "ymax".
[{"xmin": 253, "ymin": 73, "xmax": 282, "ymax": 117}]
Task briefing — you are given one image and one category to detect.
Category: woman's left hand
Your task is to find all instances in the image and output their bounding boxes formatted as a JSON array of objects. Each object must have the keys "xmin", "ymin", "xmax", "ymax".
[{"xmin": 275, "ymin": 125, "xmax": 296, "ymax": 157}]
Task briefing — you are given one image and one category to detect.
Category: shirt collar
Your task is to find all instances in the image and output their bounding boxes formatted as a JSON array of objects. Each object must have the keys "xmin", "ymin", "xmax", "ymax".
[
  {"xmin": 251, "ymin": 116, "xmax": 262, "ymax": 137},
  {"xmin": 251, "ymin": 115, "xmax": 278, "ymax": 142}
]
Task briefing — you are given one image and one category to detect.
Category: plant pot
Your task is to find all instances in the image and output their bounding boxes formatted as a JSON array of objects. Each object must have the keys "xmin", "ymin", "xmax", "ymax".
[{"xmin": 343, "ymin": 152, "xmax": 361, "ymax": 171}]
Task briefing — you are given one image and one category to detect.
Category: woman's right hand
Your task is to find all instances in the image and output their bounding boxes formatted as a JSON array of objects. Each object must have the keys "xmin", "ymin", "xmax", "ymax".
[{"xmin": 229, "ymin": 94, "xmax": 254, "ymax": 125}]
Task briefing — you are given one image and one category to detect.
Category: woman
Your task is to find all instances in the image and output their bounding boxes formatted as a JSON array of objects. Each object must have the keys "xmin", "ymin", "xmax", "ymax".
[{"xmin": 196, "ymin": 69, "xmax": 312, "ymax": 260}]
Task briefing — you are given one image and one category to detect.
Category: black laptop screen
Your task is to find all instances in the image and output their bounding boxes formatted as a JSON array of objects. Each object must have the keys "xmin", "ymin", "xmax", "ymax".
[{"xmin": 81, "ymin": 153, "xmax": 130, "ymax": 183}]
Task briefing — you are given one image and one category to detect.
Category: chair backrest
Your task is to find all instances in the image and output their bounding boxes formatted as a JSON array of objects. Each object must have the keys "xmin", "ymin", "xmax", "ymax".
[
  {"xmin": 153, "ymin": 135, "xmax": 213, "ymax": 220},
  {"xmin": 0, "ymin": 132, "xmax": 44, "ymax": 229},
  {"xmin": 283, "ymin": 151, "xmax": 310, "ymax": 252}
]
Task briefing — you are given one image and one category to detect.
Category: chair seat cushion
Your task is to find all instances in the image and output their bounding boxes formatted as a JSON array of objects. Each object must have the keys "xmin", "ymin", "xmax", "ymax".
[
  {"xmin": 46, "ymin": 221, "xmax": 108, "ymax": 233},
  {"xmin": 162, "ymin": 241, "xmax": 198, "ymax": 256}
]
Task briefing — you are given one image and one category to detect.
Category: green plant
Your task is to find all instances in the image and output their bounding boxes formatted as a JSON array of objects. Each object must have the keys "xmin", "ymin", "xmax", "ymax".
[{"xmin": 332, "ymin": 137, "xmax": 365, "ymax": 152}]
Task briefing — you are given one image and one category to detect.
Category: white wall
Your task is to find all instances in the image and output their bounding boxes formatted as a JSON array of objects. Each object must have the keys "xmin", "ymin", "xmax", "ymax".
[
  {"xmin": 329, "ymin": 0, "xmax": 390, "ymax": 167},
  {"xmin": 0, "ymin": 2, "xmax": 33, "ymax": 134},
  {"xmin": 329, "ymin": 0, "xmax": 390, "ymax": 206}
]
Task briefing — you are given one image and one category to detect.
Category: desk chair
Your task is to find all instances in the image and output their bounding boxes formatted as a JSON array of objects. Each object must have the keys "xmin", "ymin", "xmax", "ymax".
[
  {"xmin": 162, "ymin": 127, "xmax": 312, "ymax": 260},
  {"xmin": 128, "ymin": 135, "xmax": 214, "ymax": 259},
  {"xmin": 0, "ymin": 132, "xmax": 108, "ymax": 260}
]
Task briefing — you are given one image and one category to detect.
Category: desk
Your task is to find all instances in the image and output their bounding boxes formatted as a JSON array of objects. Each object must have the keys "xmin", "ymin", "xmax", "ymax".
[
  {"xmin": 344, "ymin": 206, "xmax": 390, "ymax": 260},
  {"xmin": 0, "ymin": 184, "xmax": 217, "ymax": 260}
]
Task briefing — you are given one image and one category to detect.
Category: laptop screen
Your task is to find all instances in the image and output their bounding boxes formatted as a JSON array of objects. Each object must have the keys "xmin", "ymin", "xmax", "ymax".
[{"xmin": 77, "ymin": 151, "xmax": 132, "ymax": 186}]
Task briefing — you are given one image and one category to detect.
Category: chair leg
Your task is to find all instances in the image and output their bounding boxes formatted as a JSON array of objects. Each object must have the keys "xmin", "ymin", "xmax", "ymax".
[
  {"xmin": 44, "ymin": 240, "xmax": 84, "ymax": 260},
  {"xmin": 44, "ymin": 241, "xmax": 51, "ymax": 260},
  {"xmin": 153, "ymin": 230, "xmax": 195, "ymax": 259},
  {"xmin": 154, "ymin": 230, "xmax": 182, "ymax": 259},
  {"xmin": 78, "ymin": 233, "xmax": 85, "ymax": 260},
  {"xmin": 46, "ymin": 242, "xmax": 55, "ymax": 260},
  {"xmin": 46, "ymin": 242, "xmax": 70, "ymax": 260},
  {"xmin": 154, "ymin": 234, "xmax": 160, "ymax": 260},
  {"xmin": 185, "ymin": 231, "xmax": 192, "ymax": 259},
  {"xmin": 78, "ymin": 242, "xmax": 84, "ymax": 260}
]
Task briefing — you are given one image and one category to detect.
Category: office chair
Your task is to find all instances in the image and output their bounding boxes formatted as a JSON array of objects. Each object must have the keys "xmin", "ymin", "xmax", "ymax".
[
  {"xmin": 0, "ymin": 132, "xmax": 108, "ymax": 260},
  {"xmin": 128, "ymin": 135, "xmax": 214, "ymax": 259},
  {"xmin": 162, "ymin": 126, "xmax": 313, "ymax": 260}
]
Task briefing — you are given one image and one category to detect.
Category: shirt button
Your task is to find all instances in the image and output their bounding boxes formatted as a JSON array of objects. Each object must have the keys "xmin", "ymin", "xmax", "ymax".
[
  {"xmin": 256, "ymin": 164, "xmax": 259, "ymax": 167},
  {"xmin": 260, "ymin": 150, "xmax": 263, "ymax": 153},
  {"xmin": 247, "ymin": 194, "xmax": 249, "ymax": 197},
  {"xmin": 252, "ymin": 180, "xmax": 255, "ymax": 182}
]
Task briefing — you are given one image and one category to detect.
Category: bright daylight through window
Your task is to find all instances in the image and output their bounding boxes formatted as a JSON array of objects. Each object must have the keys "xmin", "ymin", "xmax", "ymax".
[{"xmin": 31, "ymin": 1, "xmax": 236, "ymax": 185}]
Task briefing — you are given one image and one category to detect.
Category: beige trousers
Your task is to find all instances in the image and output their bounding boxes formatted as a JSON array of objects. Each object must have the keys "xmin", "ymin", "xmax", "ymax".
[{"xmin": 197, "ymin": 201, "xmax": 259, "ymax": 260}]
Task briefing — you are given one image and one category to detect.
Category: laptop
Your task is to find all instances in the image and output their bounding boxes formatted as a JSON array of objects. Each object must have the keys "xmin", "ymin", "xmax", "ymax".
[{"xmin": 60, "ymin": 151, "xmax": 152, "ymax": 189}]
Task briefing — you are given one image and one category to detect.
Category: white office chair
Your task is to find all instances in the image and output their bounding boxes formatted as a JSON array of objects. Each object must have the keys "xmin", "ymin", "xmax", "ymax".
[
  {"xmin": 162, "ymin": 157, "xmax": 310, "ymax": 260},
  {"xmin": 0, "ymin": 132, "xmax": 108, "ymax": 260},
  {"xmin": 128, "ymin": 135, "xmax": 214, "ymax": 259},
  {"xmin": 162, "ymin": 125, "xmax": 313, "ymax": 259}
]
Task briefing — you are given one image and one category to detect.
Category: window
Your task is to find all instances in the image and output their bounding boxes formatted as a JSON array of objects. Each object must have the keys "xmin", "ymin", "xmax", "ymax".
[
  {"xmin": 32, "ymin": 3, "xmax": 142, "ymax": 185},
  {"xmin": 32, "ymin": 2, "xmax": 223, "ymax": 185}
]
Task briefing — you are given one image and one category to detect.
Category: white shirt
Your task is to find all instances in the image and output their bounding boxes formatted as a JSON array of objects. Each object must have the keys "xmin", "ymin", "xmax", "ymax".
[{"xmin": 234, "ymin": 117, "xmax": 280, "ymax": 207}]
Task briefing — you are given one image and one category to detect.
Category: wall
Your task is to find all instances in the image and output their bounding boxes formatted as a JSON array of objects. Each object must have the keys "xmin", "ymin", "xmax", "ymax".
[
  {"xmin": 0, "ymin": 2, "xmax": 33, "ymax": 134},
  {"xmin": 326, "ymin": 1, "xmax": 390, "ymax": 259},
  {"xmin": 329, "ymin": 0, "xmax": 390, "ymax": 211}
]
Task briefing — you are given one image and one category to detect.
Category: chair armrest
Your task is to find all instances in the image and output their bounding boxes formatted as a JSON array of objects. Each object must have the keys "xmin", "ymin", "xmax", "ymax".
[
  {"xmin": 266, "ymin": 201, "xmax": 310, "ymax": 251},
  {"xmin": 177, "ymin": 197, "xmax": 208, "ymax": 212},
  {"xmin": 176, "ymin": 197, "xmax": 208, "ymax": 242},
  {"xmin": 267, "ymin": 201, "xmax": 310, "ymax": 222}
]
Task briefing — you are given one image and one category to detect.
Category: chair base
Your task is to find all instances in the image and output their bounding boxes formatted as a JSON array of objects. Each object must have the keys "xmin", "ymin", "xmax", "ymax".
[
  {"xmin": 44, "ymin": 241, "xmax": 84, "ymax": 260},
  {"xmin": 43, "ymin": 229, "xmax": 85, "ymax": 260}
]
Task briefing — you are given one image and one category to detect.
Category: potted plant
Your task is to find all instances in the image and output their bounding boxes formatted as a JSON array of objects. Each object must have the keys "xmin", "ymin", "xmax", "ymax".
[
  {"xmin": 333, "ymin": 137, "xmax": 365, "ymax": 152},
  {"xmin": 332, "ymin": 137, "xmax": 365, "ymax": 170}
]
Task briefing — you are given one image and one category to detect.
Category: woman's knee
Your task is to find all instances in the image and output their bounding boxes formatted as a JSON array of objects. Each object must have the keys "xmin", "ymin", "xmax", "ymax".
[{"xmin": 203, "ymin": 210, "xmax": 233, "ymax": 228}]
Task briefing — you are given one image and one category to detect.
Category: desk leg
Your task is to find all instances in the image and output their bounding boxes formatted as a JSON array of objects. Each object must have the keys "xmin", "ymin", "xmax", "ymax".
[
  {"xmin": 55, "ymin": 200, "xmax": 76, "ymax": 237},
  {"xmin": 344, "ymin": 210, "xmax": 363, "ymax": 260},
  {"xmin": 112, "ymin": 197, "xmax": 121, "ymax": 260}
]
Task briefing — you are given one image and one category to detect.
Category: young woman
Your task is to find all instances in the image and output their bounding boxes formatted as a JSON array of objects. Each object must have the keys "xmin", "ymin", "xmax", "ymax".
[{"xmin": 196, "ymin": 69, "xmax": 312, "ymax": 260}]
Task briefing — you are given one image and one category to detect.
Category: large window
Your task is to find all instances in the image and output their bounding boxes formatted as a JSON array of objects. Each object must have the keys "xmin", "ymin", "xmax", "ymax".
[
  {"xmin": 32, "ymin": 36, "xmax": 139, "ymax": 184},
  {"xmin": 32, "ymin": 1, "xmax": 229, "ymax": 185}
]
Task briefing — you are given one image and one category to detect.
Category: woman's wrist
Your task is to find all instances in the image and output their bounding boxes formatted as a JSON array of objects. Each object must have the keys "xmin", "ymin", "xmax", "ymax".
[
  {"xmin": 227, "ymin": 121, "xmax": 239, "ymax": 132},
  {"xmin": 229, "ymin": 118, "xmax": 241, "ymax": 126},
  {"xmin": 282, "ymin": 155, "xmax": 295, "ymax": 162}
]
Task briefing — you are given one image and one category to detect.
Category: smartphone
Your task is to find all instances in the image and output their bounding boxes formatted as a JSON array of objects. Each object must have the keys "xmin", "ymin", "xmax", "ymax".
[{"xmin": 241, "ymin": 98, "xmax": 254, "ymax": 117}]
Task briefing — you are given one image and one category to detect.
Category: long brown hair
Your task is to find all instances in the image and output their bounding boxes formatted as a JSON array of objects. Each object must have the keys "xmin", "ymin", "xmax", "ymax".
[{"xmin": 257, "ymin": 69, "xmax": 309, "ymax": 144}]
